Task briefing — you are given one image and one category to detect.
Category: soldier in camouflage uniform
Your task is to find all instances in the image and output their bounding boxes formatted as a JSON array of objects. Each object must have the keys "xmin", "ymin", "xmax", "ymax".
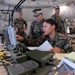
[
  {"xmin": 42, "ymin": 19, "xmax": 73, "ymax": 53},
  {"xmin": 14, "ymin": 12, "xmax": 27, "ymax": 32},
  {"xmin": 29, "ymin": 9, "xmax": 44, "ymax": 46},
  {"xmin": 14, "ymin": 12, "xmax": 28, "ymax": 44},
  {"xmin": 51, "ymin": 6, "xmax": 65, "ymax": 34}
]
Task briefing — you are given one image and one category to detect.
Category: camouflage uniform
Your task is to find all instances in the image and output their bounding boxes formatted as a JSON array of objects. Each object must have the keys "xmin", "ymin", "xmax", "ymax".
[
  {"xmin": 29, "ymin": 20, "xmax": 44, "ymax": 40},
  {"xmin": 51, "ymin": 14, "xmax": 65, "ymax": 33},
  {"xmin": 14, "ymin": 18, "xmax": 27, "ymax": 31},
  {"xmin": 16, "ymin": 31, "xmax": 27, "ymax": 44},
  {"xmin": 43, "ymin": 33, "xmax": 73, "ymax": 53},
  {"xmin": 14, "ymin": 18, "xmax": 28, "ymax": 45}
]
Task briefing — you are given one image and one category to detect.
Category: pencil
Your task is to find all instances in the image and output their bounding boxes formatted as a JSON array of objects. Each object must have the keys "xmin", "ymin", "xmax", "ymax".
[
  {"xmin": 54, "ymin": 71, "xmax": 58, "ymax": 75},
  {"xmin": 2, "ymin": 60, "xmax": 13, "ymax": 66}
]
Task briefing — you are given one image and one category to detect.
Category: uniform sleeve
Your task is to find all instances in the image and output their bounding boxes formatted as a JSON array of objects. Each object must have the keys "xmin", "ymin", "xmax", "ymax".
[
  {"xmin": 56, "ymin": 34, "xmax": 73, "ymax": 53},
  {"xmin": 29, "ymin": 22, "xmax": 35, "ymax": 39},
  {"xmin": 18, "ymin": 31, "xmax": 27, "ymax": 44},
  {"xmin": 63, "ymin": 39, "xmax": 73, "ymax": 53},
  {"xmin": 51, "ymin": 15, "xmax": 55, "ymax": 20},
  {"xmin": 14, "ymin": 19, "xmax": 18, "ymax": 28},
  {"xmin": 24, "ymin": 20, "xmax": 28, "ymax": 29},
  {"xmin": 14, "ymin": 19, "xmax": 16, "ymax": 26},
  {"xmin": 58, "ymin": 37, "xmax": 73, "ymax": 53}
]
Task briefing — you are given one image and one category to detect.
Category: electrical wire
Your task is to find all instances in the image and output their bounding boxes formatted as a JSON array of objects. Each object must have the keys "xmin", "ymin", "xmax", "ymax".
[{"xmin": 45, "ymin": 62, "xmax": 58, "ymax": 75}]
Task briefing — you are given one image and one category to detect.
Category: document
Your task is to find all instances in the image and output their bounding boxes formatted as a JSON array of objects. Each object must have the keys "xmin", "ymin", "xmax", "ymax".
[
  {"xmin": 36, "ymin": 40, "xmax": 53, "ymax": 51},
  {"xmin": 27, "ymin": 47, "xmax": 38, "ymax": 50},
  {"xmin": 52, "ymin": 57, "xmax": 75, "ymax": 70},
  {"xmin": 28, "ymin": 40, "xmax": 53, "ymax": 51},
  {"xmin": 53, "ymin": 53, "xmax": 68, "ymax": 60},
  {"xmin": 62, "ymin": 58, "xmax": 75, "ymax": 69},
  {"xmin": 65, "ymin": 52, "xmax": 75, "ymax": 60},
  {"xmin": 53, "ymin": 52, "xmax": 75, "ymax": 60}
]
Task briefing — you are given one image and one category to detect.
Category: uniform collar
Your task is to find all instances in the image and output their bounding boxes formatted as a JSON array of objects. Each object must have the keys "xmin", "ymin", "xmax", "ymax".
[{"xmin": 48, "ymin": 32, "xmax": 59, "ymax": 42}]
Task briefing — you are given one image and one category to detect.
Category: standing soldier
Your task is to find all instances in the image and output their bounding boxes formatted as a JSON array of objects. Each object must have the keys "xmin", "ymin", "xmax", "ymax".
[
  {"xmin": 14, "ymin": 12, "xmax": 27, "ymax": 33},
  {"xmin": 51, "ymin": 6, "xmax": 65, "ymax": 34},
  {"xmin": 14, "ymin": 12, "xmax": 28, "ymax": 45},
  {"xmin": 29, "ymin": 9, "xmax": 44, "ymax": 46}
]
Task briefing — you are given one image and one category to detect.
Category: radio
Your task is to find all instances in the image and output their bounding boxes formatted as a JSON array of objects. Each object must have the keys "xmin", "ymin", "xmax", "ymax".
[{"xmin": 10, "ymin": 50, "xmax": 27, "ymax": 63}]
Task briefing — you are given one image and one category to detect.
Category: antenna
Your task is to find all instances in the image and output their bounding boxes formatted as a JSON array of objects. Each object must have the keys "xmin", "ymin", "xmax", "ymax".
[{"xmin": 11, "ymin": 0, "xmax": 26, "ymax": 26}]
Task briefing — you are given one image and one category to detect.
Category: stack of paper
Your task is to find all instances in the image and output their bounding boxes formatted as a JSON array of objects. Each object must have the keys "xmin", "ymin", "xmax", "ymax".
[
  {"xmin": 53, "ymin": 52, "xmax": 75, "ymax": 61},
  {"xmin": 65, "ymin": 52, "xmax": 75, "ymax": 60},
  {"xmin": 61, "ymin": 58, "xmax": 75, "ymax": 69},
  {"xmin": 53, "ymin": 57, "xmax": 75, "ymax": 70},
  {"xmin": 53, "ymin": 53, "xmax": 68, "ymax": 60}
]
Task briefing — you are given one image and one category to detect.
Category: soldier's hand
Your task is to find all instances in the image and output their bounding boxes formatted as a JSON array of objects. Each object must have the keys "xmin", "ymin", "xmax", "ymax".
[
  {"xmin": 15, "ymin": 27, "xmax": 18, "ymax": 33},
  {"xmin": 50, "ymin": 47, "xmax": 62, "ymax": 53},
  {"xmin": 16, "ymin": 35, "xmax": 24, "ymax": 41}
]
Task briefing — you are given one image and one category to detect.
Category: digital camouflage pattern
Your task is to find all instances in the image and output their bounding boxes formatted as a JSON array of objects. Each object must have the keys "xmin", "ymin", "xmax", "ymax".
[
  {"xmin": 51, "ymin": 14, "xmax": 65, "ymax": 33},
  {"xmin": 14, "ymin": 18, "xmax": 27, "ymax": 32},
  {"xmin": 43, "ymin": 33, "xmax": 73, "ymax": 53},
  {"xmin": 29, "ymin": 20, "xmax": 44, "ymax": 40}
]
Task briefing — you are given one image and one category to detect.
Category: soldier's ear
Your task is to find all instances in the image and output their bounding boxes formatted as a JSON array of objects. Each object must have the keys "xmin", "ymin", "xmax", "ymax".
[{"xmin": 52, "ymin": 24, "xmax": 55, "ymax": 29}]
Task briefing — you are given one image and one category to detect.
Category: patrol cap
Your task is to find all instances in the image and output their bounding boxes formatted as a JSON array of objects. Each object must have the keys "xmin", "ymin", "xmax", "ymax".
[
  {"xmin": 55, "ymin": 6, "xmax": 60, "ymax": 10},
  {"xmin": 32, "ymin": 9, "xmax": 42, "ymax": 17}
]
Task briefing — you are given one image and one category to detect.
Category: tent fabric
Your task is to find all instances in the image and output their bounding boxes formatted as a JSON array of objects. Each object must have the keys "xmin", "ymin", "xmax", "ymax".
[{"xmin": 0, "ymin": 0, "xmax": 75, "ymax": 21}]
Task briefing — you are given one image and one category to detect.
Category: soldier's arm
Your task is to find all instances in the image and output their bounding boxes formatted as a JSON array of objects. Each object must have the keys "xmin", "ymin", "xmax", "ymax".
[
  {"xmin": 63, "ymin": 39, "xmax": 73, "ymax": 53},
  {"xmin": 56, "ymin": 34, "xmax": 73, "ymax": 53},
  {"xmin": 29, "ymin": 22, "xmax": 34, "ymax": 39},
  {"xmin": 14, "ymin": 18, "xmax": 18, "ymax": 29},
  {"xmin": 14, "ymin": 19, "xmax": 18, "ymax": 25},
  {"xmin": 51, "ymin": 15, "xmax": 55, "ymax": 20},
  {"xmin": 24, "ymin": 20, "xmax": 28, "ymax": 30}
]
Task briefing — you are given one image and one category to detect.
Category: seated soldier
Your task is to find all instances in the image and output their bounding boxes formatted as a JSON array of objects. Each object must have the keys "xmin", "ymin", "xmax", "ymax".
[
  {"xmin": 42, "ymin": 19, "xmax": 73, "ymax": 53},
  {"xmin": 16, "ymin": 31, "xmax": 27, "ymax": 45}
]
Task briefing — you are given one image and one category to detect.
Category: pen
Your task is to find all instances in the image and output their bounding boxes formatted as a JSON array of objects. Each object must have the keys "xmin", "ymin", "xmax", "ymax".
[{"xmin": 54, "ymin": 71, "xmax": 58, "ymax": 75}]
